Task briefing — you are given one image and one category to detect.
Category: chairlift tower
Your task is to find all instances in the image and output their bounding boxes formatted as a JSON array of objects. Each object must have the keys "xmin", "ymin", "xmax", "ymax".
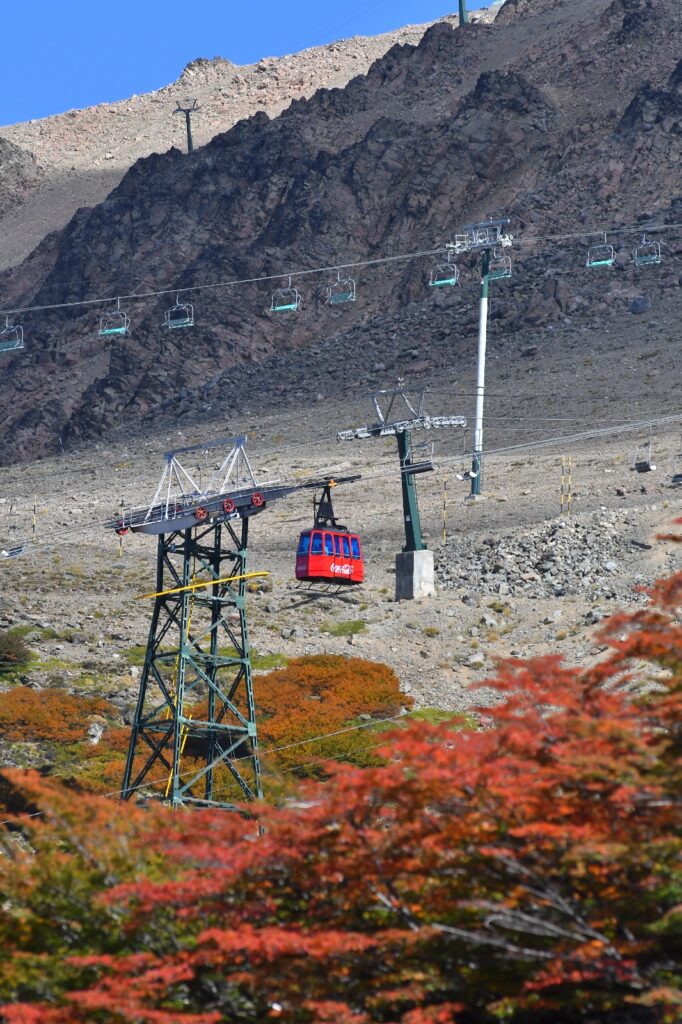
[
  {"xmin": 338, "ymin": 384, "xmax": 465, "ymax": 600},
  {"xmin": 459, "ymin": 1, "xmax": 468, "ymax": 26},
  {"xmin": 107, "ymin": 436, "xmax": 299, "ymax": 810},
  {"xmin": 174, "ymin": 99, "xmax": 200, "ymax": 154},
  {"xmin": 447, "ymin": 218, "xmax": 513, "ymax": 497}
]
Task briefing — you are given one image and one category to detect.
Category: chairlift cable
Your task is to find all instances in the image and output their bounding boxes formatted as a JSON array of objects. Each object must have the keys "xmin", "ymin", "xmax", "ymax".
[{"xmin": 1, "ymin": 218, "xmax": 682, "ymax": 320}]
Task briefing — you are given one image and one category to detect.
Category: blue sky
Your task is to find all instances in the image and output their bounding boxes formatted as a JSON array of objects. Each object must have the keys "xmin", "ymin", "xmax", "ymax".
[{"xmin": 2, "ymin": 1, "xmax": 493, "ymax": 126}]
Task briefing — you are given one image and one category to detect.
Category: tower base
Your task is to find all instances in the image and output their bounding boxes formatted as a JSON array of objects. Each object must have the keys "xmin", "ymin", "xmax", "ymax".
[{"xmin": 395, "ymin": 549, "xmax": 435, "ymax": 602}]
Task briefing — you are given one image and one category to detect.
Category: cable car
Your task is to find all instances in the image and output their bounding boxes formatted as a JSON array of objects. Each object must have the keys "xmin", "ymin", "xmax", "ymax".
[
  {"xmin": 429, "ymin": 253, "xmax": 459, "ymax": 288},
  {"xmin": 295, "ymin": 480, "xmax": 364, "ymax": 585},
  {"xmin": 488, "ymin": 251, "xmax": 512, "ymax": 280},
  {"xmin": 0, "ymin": 317, "xmax": 24, "ymax": 353},
  {"xmin": 586, "ymin": 235, "xmax": 616, "ymax": 268},
  {"xmin": 271, "ymin": 276, "xmax": 301, "ymax": 313},
  {"xmin": 632, "ymin": 236, "xmax": 662, "ymax": 268},
  {"xmin": 327, "ymin": 271, "xmax": 356, "ymax": 305},
  {"xmin": 164, "ymin": 295, "xmax": 194, "ymax": 329},
  {"xmin": 99, "ymin": 298, "xmax": 130, "ymax": 337}
]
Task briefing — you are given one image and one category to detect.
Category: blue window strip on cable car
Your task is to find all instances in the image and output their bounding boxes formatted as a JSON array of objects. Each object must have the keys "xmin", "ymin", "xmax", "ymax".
[
  {"xmin": 324, "ymin": 534, "xmax": 334, "ymax": 556},
  {"xmin": 311, "ymin": 533, "xmax": 323, "ymax": 554},
  {"xmin": 342, "ymin": 536, "xmax": 350, "ymax": 558},
  {"xmin": 298, "ymin": 533, "xmax": 310, "ymax": 555},
  {"xmin": 351, "ymin": 537, "xmax": 360, "ymax": 559}
]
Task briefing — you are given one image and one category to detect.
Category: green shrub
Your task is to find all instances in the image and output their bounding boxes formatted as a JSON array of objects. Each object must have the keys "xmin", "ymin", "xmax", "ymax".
[{"xmin": 0, "ymin": 630, "xmax": 31, "ymax": 675}]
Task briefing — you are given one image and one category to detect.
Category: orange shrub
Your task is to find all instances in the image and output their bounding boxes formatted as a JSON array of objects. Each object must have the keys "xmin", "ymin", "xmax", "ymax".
[
  {"xmin": 254, "ymin": 655, "xmax": 411, "ymax": 774},
  {"xmin": 0, "ymin": 687, "xmax": 116, "ymax": 743}
]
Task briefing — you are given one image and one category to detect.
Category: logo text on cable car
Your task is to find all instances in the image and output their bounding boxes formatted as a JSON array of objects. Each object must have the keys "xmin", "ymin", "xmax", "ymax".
[{"xmin": 330, "ymin": 562, "xmax": 353, "ymax": 576}]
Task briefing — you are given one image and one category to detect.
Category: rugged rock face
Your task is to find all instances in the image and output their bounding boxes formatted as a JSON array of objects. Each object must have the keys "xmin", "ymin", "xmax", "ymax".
[
  {"xmin": 0, "ymin": 138, "xmax": 39, "ymax": 218},
  {"xmin": 0, "ymin": 0, "xmax": 680, "ymax": 464}
]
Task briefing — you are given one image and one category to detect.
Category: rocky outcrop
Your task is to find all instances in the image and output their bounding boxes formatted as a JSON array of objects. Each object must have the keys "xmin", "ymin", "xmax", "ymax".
[
  {"xmin": 435, "ymin": 508, "xmax": 657, "ymax": 603},
  {"xmin": 0, "ymin": 138, "xmax": 39, "ymax": 218}
]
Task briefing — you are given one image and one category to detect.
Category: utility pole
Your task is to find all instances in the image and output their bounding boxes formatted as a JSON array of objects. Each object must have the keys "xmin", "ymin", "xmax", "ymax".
[
  {"xmin": 459, "ymin": 0, "xmax": 468, "ymax": 25},
  {"xmin": 339, "ymin": 383, "xmax": 465, "ymax": 600},
  {"xmin": 446, "ymin": 219, "xmax": 513, "ymax": 497},
  {"xmin": 174, "ymin": 99, "xmax": 199, "ymax": 154}
]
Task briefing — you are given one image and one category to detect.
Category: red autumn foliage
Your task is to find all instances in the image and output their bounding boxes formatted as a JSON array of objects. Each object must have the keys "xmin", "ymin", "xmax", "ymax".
[{"xmin": 0, "ymin": 556, "xmax": 680, "ymax": 1023}]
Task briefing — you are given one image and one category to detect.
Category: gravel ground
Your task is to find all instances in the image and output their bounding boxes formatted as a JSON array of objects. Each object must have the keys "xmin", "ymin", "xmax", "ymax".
[{"xmin": 0, "ymin": 402, "xmax": 680, "ymax": 717}]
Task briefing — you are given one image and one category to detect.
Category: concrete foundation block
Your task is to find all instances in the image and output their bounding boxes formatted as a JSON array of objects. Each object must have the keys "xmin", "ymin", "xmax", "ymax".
[{"xmin": 395, "ymin": 549, "xmax": 435, "ymax": 602}]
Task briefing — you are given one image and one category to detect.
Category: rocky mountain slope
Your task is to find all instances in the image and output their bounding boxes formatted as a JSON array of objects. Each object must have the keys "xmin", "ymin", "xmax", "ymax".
[
  {"xmin": 0, "ymin": 6, "xmax": 498, "ymax": 273},
  {"xmin": 0, "ymin": 0, "xmax": 680, "ymax": 466}
]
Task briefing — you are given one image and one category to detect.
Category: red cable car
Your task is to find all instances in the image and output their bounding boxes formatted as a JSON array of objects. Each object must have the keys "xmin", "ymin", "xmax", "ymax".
[{"xmin": 295, "ymin": 480, "xmax": 364, "ymax": 586}]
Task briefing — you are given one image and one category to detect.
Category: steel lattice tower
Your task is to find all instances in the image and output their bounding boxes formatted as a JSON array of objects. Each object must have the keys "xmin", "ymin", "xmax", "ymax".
[
  {"xmin": 110, "ymin": 435, "xmax": 362, "ymax": 806},
  {"xmin": 110, "ymin": 435, "xmax": 301, "ymax": 809},
  {"xmin": 122, "ymin": 515, "xmax": 262, "ymax": 808}
]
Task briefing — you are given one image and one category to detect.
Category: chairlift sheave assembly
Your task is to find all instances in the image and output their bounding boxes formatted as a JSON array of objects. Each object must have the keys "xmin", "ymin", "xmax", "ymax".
[
  {"xmin": 295, "ymin": 477, "xmax": 364, "ymax": 586},
  {"xmin": 163, "ymin": 294, "xmax": 194, "ymax": 329},
  {"xmin": 586, "ymin": 234, "xmax": 616, "ymax": 269},
  {"xmin": 271, "ymin": 276, "xmax": 301, "ymax": 314},
  {"xmin": 632, "ymin": 235, "xmax": 662, "ymax": 268},
  {"xmin": 99, "ymin": 298, "xmax": 130, "ymax": 337},
  {"xmin": 0, "ymin": 316, "xmax": 24, "ymax": 353},
  {"xmin": 327, "ymin": 271, "xmax": 357, "ymax": 305}
]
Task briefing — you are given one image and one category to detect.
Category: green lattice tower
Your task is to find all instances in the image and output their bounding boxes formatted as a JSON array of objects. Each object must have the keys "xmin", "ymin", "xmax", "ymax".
[{"xmin": 121, "ymin": 515, "xmax": 262, "ymax": 808}]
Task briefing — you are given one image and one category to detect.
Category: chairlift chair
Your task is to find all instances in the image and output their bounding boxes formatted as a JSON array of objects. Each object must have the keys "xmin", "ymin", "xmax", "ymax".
[
  {"xmin": 429, "ymin": 254, "xmax": 459, "ymax": 288},
  {"xmin": 0, "ymin": 317, "xmax": 24, "ymax": 353},
  {"xmin": 632, "ymin": 236, "xmax": 662, "ymax": 268},
  {"xmin": 488, "ymin": 251, "xmax": 512, "ymax": 281},
  {"xmin": 271, "ymin": 276, "xmax": 301, "ymax": 313},
  {"xmin": 327, "ymin": 271, "xmax": 356, "ymax": 305},
  {"xmin": 586, "ymin": 234, "xmax": 616, "ymax": 269},
  {"xmin": 632, "ymin": 438, "xmax": 656, "ymax": 473},
  {"xmin": 99, "ymin": 298, "xmax": 130, "ymax": 337},
  {"xmin": 164, "ymin": 295, "xmax": 194, "ymax": 329},
  {"xmin": 401, "ymin": 440, "xmax": 435, "ymax": 476},
  {"xmin": 670, "ymin": 445, "xmax": 682, "ymax": 487}
]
